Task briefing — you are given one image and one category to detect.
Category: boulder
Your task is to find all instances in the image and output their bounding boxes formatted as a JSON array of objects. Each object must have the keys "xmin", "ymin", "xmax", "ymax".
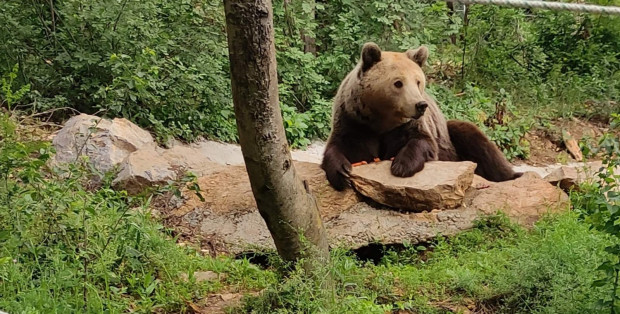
[
  {"xmin": 543, "ymin": 161, "xmax": 604, "ymax": 191},
  {"xmin": 164, "ymin": 164, "xmax": 569, "ymax": 255},
  {"xmin": 349, "ymin": 161, "xmax": 476, "ymax": 212},
  {"xmin": 113, "ymin": 146, "xmax": 227, "ymax": 193},
  {"xmin": 52, "ymin": 114, "xmax": 154, "ymax": 172},
  {"xmin": 464, "ymin": 172, "xmax": 569, "ymax": 226}
]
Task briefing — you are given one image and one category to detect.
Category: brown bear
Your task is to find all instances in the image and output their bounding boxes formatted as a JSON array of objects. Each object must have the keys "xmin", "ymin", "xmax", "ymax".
[{"xmin": 321, "ymin": 42, "xmax": 522, "ymax": 191}]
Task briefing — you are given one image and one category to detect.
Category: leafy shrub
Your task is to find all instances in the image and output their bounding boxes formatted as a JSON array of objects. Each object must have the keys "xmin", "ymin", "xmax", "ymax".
[
  {"xmin": 0, "ymin": 112, "xmax": 275, "ymax": 312},
  {"xmin": 1, "ymin": 64, "xmax": 31, "ymax": 111},
  {"xmin": 1, "ymin": 0, "xmax": 618, "ymax": 151},
  {"xmin": 572, "ymin": 113, "xmax": 620, "ymax": 312},
  {"xmin": 0, "ymin": 0, "xmax": 236, "ymax": 143},
  {"xmin": 431, "ymin": 84, "xmax": 532, "ymax": 160}
]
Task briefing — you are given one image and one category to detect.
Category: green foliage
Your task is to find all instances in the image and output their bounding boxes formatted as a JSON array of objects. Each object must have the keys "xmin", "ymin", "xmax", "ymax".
[
  {"xmin": 431, "ymin": 84, "xmax": 533, "ymax": 160},
  {"xmin": 1, "ymin": 64, "xmax": 31, "ymax": 111},
  {"xmin": 238, "ymin": 213, "xmax": 611, "ymax": 313},
  {"xmin": 2, "ymin": 0, "xmax": 617, "ymax": 150},
  {"xmin": 0, "ymin": 0, "xmax": 236, "ymax": 144},
  {"xmin": 572, "ymin": 113, "xmax": 620, "ymax": 312},
  {"xmin": 0, "ymin": 114, "xmax": 274, "ymax": 313}
]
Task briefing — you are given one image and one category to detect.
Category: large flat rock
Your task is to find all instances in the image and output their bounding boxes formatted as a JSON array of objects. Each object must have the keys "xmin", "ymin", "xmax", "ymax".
[
  {"xmin": 163, "ymin": 163, "xmax": 568, "ymax": 255},
  {"xmin": 465, "ymin": 172, "xmax": 570, "ymax": 226},
  {"xmin": 350, "ymin": 161, "xmax": 476, "ymax": 212},
  {"xmin": 174, "ymin": 202, "xmax": 480, "ymax": 253}
]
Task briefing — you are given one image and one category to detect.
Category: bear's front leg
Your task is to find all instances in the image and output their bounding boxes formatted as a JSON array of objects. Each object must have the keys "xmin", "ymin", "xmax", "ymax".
[
  {"xmin": 391, "ymin": 135, "xmax": 438, "ymax": 177},
  {"xmin": 321, "ymin": 145, "xmax": 353, "ymax": 191}
]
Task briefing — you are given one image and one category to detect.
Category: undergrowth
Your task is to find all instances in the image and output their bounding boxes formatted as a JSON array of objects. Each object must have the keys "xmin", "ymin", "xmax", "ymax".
[
  {"xmin": 0, "ymin": 113, "xmax": 275, "ymax": 313},
  {"xmin": 238, "ymin": 213, "xmax": 612, "ymax": 313},
  {"xmin": 1, "ymin": 0, "xmax": 618, "ymax": 150}
]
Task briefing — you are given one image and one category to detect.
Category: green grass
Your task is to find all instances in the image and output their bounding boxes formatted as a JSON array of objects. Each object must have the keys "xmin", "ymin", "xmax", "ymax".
[
  {"xmin": 0, "ymin": 169, "xmax": 276, "ymax": 313},
  {"xmin": 239, "ymin": 213, "xmax": 613, "ymax": 313},
  {"xmin": 0, "ymin": 113, "xmax": 275, "ymax": 313}
]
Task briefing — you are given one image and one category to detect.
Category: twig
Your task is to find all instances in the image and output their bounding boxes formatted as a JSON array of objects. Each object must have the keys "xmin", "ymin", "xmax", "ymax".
[
  {"xmin": 113, "ymin": 0, "xmax": 130, "ymax": 32},
  {"xmin": 19, "ymin": 107, "xmax": 82, "ymax": 122},
  {"xmin": 460, "ymin": 5, "xmax": 470, "ymax": 90}
]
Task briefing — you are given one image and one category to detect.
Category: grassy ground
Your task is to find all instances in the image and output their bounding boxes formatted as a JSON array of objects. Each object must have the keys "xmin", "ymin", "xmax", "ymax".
[{"xmin": 237, "ymin": 213, "xmax": 612, "ymax": 313}]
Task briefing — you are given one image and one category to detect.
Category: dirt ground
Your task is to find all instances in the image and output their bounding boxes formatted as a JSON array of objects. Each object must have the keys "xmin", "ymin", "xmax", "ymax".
[{"xmin": 516, "ymin": 117, "xmax": 611, "ymax": 166}]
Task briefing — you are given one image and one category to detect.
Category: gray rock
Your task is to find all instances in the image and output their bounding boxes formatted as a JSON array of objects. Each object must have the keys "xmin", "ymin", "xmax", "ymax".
[
  {"xmin": 543, "ymin": 161, "xmax": 605, "ymax": 191},
  {"xmin": 52, "ymin": 114, "xmax": 154, "ymax": 172},
  {"xmin": 349, "ymin": 161, "xmax": 476, "ymax": 212},
  {"xmin": 166, "ymin": 162, "xmax": 568, "ymax": 255}
]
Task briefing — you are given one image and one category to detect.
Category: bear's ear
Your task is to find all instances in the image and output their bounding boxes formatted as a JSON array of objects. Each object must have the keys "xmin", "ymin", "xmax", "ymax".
[
  {"xmin": 406, "ymin": 46, "xmax": 429, "ymax": 67},
  {"xmin": 361, "ymin": 42, "xmax": 382, "ymax": 72}
]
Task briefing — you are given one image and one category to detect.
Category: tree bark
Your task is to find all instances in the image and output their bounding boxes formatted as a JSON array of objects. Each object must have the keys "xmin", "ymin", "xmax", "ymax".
[
  {"xmin": 302, "ymin": 0, "xmax": 317, "ymax": 55},
  {"xmin": 223, "ymin": 0, "xmax": 329, "ymax": 266},
  {"xmin": 447, "ymin": 1, "xmax": 457, "ymax": 44}
]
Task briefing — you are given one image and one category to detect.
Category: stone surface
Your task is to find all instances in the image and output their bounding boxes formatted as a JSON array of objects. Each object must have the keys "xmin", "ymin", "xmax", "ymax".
[
  {"xmin": 163, "ymin": 139, "xmax": 325, "ymax": 166},
  {"xmin": 164, "ymin": 166, "xmax": 569, "ymax": 255},
  {"xmin": 563, "ymin": 130, "xmax": 583, "ymax": 161},
  {"xmin": 464, "ymin": 172, "xmax": 570, "ymax": 226},
  {"xmin": 52, "ymin": 114, "xmax": 154, "ymax": 172},
  {"xmin": 325, "ymin": 203, "xmax": 479, "ymax": 249},
  {"xmin": 113, "ymin": 146, "xmax": 227, "ymax": 193},
  {"xmin": 168, "ymin": 161, "xmax": 359, "ymax": 218},
  {"xmin": 543, "ymin": 161, "xmax": 604, "ymax": 191},
  {"xmin": 349, "ymin": 161, "xmax": 476, "ymax": 212},
  {"xmin": 52, "ymin": 114, "xmax": 326, "ymax": 193}
]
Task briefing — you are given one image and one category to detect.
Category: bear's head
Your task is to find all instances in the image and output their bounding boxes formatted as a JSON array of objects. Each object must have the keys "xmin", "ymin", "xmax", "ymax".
[{"xmin": 355, "ymin": 42, "xmax": 430, "ymax": 132}]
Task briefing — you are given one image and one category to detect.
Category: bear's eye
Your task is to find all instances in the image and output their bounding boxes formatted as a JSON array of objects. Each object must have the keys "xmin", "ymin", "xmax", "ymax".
[
  {"xmin": 417, "ymin": 81, "xmax": 421, "ymax": 87},
  {"xmin": 394, "ymin": 81, "xmax": 403, "ymax": 88}
]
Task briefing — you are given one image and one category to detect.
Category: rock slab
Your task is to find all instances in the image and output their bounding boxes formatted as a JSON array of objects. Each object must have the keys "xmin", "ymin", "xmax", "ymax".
[
  {"xmin": 465, "ymin": 172, "xmax": 570, "ymax": 226},
  {"xmin": 350, "ymin": 161, "xmax": 476, "ymax": 212},
  {"xmin": 52, "ymin": 114, "xmax": 327, "ymax": 193},
  {"xmin": 543, "ymin": 161, "xmax": 605, "ymax": 191},
  {"xmin": 166, "ymin": 163, "xmax": 568, "ymax": 255}
]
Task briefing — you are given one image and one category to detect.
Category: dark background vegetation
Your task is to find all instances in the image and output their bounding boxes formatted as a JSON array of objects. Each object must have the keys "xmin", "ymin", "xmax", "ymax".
[
  {"xmin": 1, "ymin": 0, "xmax": 619, "ymax": 313},
  {"xmin": 1, "ymin": 0, "xmax": 618, "ymax": 153}
]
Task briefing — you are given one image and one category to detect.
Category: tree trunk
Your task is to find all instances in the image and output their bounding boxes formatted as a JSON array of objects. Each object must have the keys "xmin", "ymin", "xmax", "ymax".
[
  {"xmin": 447, "ymin": 1, "xmax": 457, "ymax": 44},
  {"xmin": 223, "ymin": 0, "xmax": 329, "ymax": 267},
  {"xmin": 302, "ymin": 0, "xmax": 317, "ymax": 55}
]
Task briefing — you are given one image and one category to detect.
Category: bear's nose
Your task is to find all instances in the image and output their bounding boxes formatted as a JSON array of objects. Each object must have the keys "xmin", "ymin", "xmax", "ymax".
[{"xmin": 416, "ymin": 101, "xmax": 428, "ymax": 112}]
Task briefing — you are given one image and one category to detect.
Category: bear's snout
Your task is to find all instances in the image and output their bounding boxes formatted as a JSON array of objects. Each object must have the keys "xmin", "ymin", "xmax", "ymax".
[{"xmin": 412, "ymin": 101, "xmax": 428, "ymax": 119}]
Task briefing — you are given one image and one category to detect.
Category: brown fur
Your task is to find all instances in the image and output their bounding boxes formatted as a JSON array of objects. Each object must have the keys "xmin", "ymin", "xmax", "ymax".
[
  {"xmin": 321, "ymin": 42, "xmax": 521, "ymax": 191},
  {"xmin": 447, "ymin": 120, "xmax": 522, "ymax": 182}
]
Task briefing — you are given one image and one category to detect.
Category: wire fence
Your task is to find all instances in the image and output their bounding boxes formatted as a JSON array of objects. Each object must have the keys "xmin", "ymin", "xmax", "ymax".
[{"xmin": 446, "ymin": 0, "xmax": 620, "ymax": 15}]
